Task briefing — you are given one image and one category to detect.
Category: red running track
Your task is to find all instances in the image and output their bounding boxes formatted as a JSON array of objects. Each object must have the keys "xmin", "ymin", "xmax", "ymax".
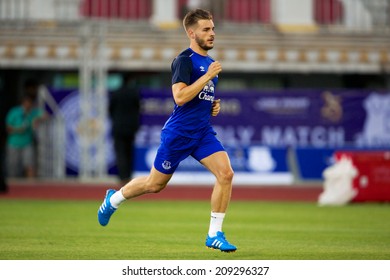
[{"xmin": 0, "ymin": 180, "xmax": 323, "ymax": 202}]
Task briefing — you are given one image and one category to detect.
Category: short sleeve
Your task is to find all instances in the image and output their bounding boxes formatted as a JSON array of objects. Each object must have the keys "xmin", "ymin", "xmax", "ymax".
[{"xmin": 171, "ymin": 56, "xmax": 192, "ymax": 85}]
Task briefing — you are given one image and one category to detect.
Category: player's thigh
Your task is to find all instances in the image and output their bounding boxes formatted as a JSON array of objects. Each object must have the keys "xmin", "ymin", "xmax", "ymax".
[
  {"xmin": 148, "ymin": 166, "xmax": 173, "ymax": 190},
  {"xmin": 193, "ymin": 132, "xmax": 233, "ymax": 178},
  {"xmin": 154, "ymin": 132, "xmax": 195, "ymax": 174},
  {"xmin": 200, "ymin": 151, "xmax": 234, "ymax": 180}
]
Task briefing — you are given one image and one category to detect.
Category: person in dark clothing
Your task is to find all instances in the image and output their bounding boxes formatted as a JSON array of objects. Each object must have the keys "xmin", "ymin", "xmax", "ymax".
[
  {"xmin": 0, "ymin": 91, "xmax": 9, "ymax": 193},
  {"xmin": 109, "ymin": 75, "xmax": 141, "ymax": 185}
]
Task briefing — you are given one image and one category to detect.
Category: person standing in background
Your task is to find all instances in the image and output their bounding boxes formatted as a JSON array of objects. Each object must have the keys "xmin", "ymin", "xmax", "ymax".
[
  {"xmin": 0, "ymin": 89, "xmax": 9, "ymax": 193},
  {"xmin": 6, "ymin": 94, "xmax": 44, "ymax": 178},
  {"xmin": 109, "ymin": 74, "xmax": 141, "ymax": 186}
]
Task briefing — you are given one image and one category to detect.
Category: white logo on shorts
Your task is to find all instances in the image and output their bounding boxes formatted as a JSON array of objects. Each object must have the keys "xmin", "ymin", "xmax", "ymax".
[{"xmin": 162, "ymin": 160, "xmax": 172, "ymax": 170}]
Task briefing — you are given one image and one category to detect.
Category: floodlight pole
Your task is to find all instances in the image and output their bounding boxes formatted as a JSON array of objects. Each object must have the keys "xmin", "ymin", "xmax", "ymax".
[
  {"xmin": 78, "ymin": 21, "xmax": 109, "ymax": 180},
  {"xmin": 95, "ymin": 22, "xmax": 108, "ymax": 178}
]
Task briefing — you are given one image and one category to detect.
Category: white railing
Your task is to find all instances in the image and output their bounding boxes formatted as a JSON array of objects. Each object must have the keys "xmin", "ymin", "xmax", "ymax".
[{"xmin": 36, "ymin": 85, "xmax": 66, "ymax": 179}]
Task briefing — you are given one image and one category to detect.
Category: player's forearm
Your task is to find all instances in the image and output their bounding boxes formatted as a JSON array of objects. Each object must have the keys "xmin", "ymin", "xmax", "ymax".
[{"xmin": 173, "ymin": 73, "xmax": 212, "ymax": 106}]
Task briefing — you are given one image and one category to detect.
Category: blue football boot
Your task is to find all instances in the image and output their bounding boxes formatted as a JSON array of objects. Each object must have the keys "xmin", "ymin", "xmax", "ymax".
[
  {"xmin": 98, "ymin": 189, "xmax": 117, "ymax": 226},
  {"xmin": 205, "ymin": 231, "xmax": 237, "ymax": 252}
]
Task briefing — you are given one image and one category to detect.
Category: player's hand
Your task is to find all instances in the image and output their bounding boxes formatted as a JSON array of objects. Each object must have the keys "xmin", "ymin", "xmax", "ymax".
[
  {"xmin": 211, "ymin": 99, "xmax": 221, "ymax": 116},
  {"xmin": 207, "ymin": 61, "xmax": 222, "ymax": 79}
]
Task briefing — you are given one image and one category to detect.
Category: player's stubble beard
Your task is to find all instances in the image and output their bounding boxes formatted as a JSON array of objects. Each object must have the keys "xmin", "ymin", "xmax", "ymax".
[{"xmin": 195, "ymin": 35, "xmax": 214, "ymax": 51}]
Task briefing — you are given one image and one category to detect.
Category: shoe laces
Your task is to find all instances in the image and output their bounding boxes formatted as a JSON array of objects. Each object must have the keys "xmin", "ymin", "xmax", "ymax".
[{"xmin": 217, "ymin": 232, "xmax": 229, "ymax": 242}]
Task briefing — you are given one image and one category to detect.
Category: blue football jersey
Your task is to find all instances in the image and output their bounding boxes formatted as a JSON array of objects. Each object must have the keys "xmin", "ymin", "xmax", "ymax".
[{"xmin": 162, "ymin": 48, "xmax": 218, "ymax": 139}]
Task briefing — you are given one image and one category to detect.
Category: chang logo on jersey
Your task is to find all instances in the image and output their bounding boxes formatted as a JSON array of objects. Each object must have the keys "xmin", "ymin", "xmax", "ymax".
[{"xmin": 199, "ymin": 81, "xmax": 215, "ymax": 103}]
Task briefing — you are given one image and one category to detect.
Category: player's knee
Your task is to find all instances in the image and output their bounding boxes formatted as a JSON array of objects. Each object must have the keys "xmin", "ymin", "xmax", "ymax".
[
  {"xmin": 145, "ymin": 182, "xmax": 166, "ymax": 193},
  {"xmin": 217, "ymin": 168, "xmax": 234, "ymax": 184}
]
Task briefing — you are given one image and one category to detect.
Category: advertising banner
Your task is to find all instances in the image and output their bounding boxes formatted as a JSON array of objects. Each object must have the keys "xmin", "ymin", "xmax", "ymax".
[
  {"xmin": 49, "ymin": 88, "xmax": 390, "ymax": 183},
  {"xmin": 139, "ymin": 88, "xmax": 389, "ymax": 149}
]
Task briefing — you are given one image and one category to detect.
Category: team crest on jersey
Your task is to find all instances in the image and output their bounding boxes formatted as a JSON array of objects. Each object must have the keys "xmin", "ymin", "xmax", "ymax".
[
  {"xmin": 200, "ymin": 66, "xmax": 205, "ymax": 72},
  {"xmin": 162, "ymin": 160, "xmax": 172, "ymax": 170}
]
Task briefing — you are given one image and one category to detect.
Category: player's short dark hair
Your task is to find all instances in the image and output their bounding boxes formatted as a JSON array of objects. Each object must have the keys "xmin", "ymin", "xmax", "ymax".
[{"xmin": 183, "ymin": 9, "xmax": 213, "ymax": 30}]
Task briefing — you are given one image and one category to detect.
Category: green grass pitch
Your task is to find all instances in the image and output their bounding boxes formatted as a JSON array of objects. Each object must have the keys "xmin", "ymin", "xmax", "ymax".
[{"xmin": 0, "ymin": 199, "xmax": 389, "ymax": 260}]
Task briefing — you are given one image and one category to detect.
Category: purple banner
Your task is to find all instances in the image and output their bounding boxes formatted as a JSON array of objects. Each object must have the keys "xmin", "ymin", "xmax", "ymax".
[
  {"xmin": 49, "ymin": 88, "xmax": 390, "ymax": 181},
  {"xmin": 139, "ymin": 89, "xmax": 390, "ymax": 148}
]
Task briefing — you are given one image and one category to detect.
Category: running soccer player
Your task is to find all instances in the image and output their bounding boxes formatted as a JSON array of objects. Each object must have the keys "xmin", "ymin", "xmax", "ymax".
[{"xmin": 98, "ymin": 9, "xmax": 237, "ymax": 252}]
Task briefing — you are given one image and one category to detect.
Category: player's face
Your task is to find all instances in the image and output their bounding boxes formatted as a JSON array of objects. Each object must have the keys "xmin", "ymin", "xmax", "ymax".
[{"xmin": 193, "ymin": 19, "xmax": 215, "ymax": 51}]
